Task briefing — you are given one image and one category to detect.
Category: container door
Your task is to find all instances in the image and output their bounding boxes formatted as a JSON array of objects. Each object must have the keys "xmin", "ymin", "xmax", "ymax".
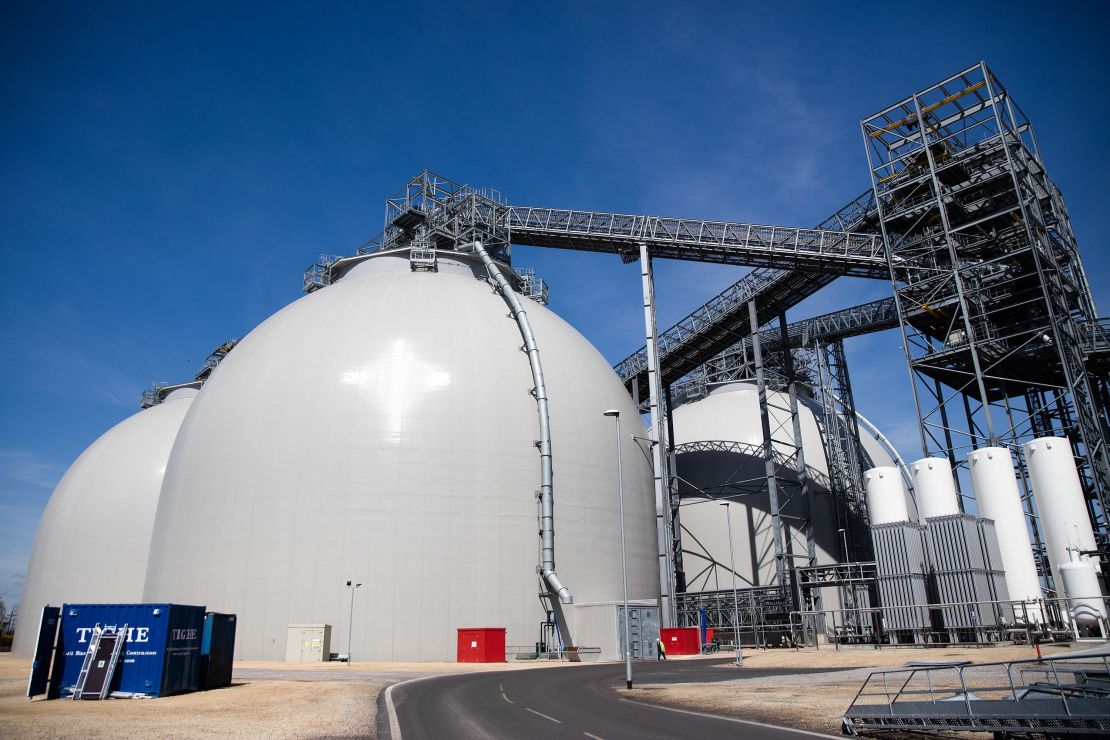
[
  {"xmin": 27, "ymin": 606, "xmax": 60, "ymax": 698},
  {"xmin": 77, "ymin": 631, "xmax": 123, "ymax": 699},
  {"xmin": 300, "ymin": 629, "xmax": 324, "ymax": 662},
  {"xmin": 628, "ymin": 608, "xmax": 642, "ymax": 659}
]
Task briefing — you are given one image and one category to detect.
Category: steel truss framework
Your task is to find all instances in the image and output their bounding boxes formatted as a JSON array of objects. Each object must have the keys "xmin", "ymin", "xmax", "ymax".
[
  {"xmin": 863, "ymin": 62, "xmax": 1110, "ymax": 552},
  {"xmin": 614, "ymin": 189, "xmax": 880, "ymax": 401},
  {"xmin": 298, "ymin": 63, "xmax": 1108, "ymax": 630}
]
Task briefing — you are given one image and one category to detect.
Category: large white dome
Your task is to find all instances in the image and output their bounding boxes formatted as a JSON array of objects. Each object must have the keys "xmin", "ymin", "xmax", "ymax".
[
  {"xmin": 13, "ymin": 391, "xmax": 197, "ymax": 656},
  {"xmin": 143, "ymin": 254, "xmax": 659, "ymax": 661}
]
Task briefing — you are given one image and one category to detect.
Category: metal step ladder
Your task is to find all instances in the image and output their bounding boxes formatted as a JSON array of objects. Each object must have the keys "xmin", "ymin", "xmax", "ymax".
[
  {"xmin": 408, "ymin": 230, "xmax": 437, "ymax": 272},
  {"xmin": 72, "ymin": 623, "xmax": 128, "ymax": 700}
]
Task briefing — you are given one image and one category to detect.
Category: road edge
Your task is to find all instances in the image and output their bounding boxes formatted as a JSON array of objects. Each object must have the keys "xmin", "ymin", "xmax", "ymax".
[
  {"xmin": 619, "ymin": 696, "xmax": 843, "ymax": 739},
  {"xmin": 378, "ymin": 673, "xmax": 465, "ymax": 740}
]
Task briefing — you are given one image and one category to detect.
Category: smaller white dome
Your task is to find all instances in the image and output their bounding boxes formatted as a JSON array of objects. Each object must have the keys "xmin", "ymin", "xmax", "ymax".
[{"xmin": 12, "ymin": 394, "xmax": 196, "ymax": 656}]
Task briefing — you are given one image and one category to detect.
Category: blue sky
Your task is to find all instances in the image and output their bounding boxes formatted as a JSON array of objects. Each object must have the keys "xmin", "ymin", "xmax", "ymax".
[{"xmin": 2, "ymin": 1, "xmax": 1108, "ymax": 610}]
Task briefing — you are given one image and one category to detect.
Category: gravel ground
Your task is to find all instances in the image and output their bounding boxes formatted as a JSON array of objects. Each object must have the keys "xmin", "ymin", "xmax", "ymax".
[
  {"xmin": 0, "ymin": 654, "xmax": 572, "ymax": 739},
  {"xmin": 627, "ymin": 643, "xmax": 1076, "ymax": 736},
  {"xmin": 1, "ymin": 644, "xmax": 1085, "ymax": 737}
]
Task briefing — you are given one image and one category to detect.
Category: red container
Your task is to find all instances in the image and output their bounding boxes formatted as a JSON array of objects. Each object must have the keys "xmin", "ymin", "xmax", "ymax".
[
  {"xmin": 660, "ymin": 627, "xmax": 700, "ymax": 656},
  {"xmin": 705, "ymin": 628, "xmax": 715, "ymax": 644},
  {"xmin": 456, "ymin": 628, "xmax": 506, "ymax": 663}
]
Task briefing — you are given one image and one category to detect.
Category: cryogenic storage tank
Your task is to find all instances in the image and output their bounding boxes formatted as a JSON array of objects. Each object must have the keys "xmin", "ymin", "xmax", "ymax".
[
  {"xmin": 671, "ymin": 382, "xmax": 902, "ymax": 592},
  {"xmin": 12, "ymin": 389, "xmax": 198, "ymax": 656},
  {"xmin": 866, "ymin": 467, "xmax": 910, "ymax": 525},
  {"xmin": 143, "ymin": 251, "xmax": 659, "ymax": 662},
  {"xmin": 967, "ymin": 447, "xmax": 1043, "ymax": 615},
  {"xmin": 1059, "ymin": 559, "xmax": 1107, "ymax": 626},
  {"xmin": 1023, "ymin": 437, "xmax": 1098, "ymax": 589},
  {"xmin": 911, "ymin": 457, "xmax": 960, "ymax": 521}
]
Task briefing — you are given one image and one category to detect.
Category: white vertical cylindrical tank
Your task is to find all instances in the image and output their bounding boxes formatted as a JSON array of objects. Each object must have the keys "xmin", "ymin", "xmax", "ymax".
[
  {"xmin": 1059, "ymin": 559, "xmax": 1107, "ymax": 626},
  {"xmin": 865, "ymin": 466, "xmax": 910, "ymax": 525},
  {"xmin": 968, "ymin": 447, "xmax": 1044, "ymax": 620},
  {"xmin": 1023, "ymin": 437, "xmax": 1098, "ymax": 589},
  {"xmin": 911, "ymin": 457, "xmax": 961, "ymax": 521}
]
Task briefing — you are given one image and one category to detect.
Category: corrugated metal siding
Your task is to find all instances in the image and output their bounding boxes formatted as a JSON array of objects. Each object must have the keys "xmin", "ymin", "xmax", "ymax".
[
  {"xmin": 871, "ymin": 522, "xmax": 929, "ymax": 632},
  {"xmin": 871, "ymin": 522, "xmax": 928, "ymax": 577},
  {"xmin": 925, "ymin": 516, "xmax": 1007, "ymax": 631},
  {"xmin": 54, "ymin": 603, "xmax": 204, "ymax": 698},
  {"xmin": 977, "ymin": 519, "xmax": 1011, "ymax": 612},
  {"xmin": 877, "ymin": 575, "xmax": 929, "ymax": 630}
]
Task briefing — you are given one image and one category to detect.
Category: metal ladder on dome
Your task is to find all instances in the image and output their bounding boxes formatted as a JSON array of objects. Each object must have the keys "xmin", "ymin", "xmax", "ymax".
[
  {"xmin": 71, "ymin": 623, "xmax": 128, "ymax": 700},
  {"xmin": 408, "ymin": 228, "xmax": 437, "ymax": 271}
]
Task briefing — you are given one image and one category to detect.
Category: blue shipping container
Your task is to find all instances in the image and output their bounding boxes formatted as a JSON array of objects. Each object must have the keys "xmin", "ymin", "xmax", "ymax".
[
  {"xmin": 53, "ymin": 604, "xmax": 206, "ymax": 698},
  {"xmin": 199, "ymin": 612, "xmax": 236, "ymax": 690}
]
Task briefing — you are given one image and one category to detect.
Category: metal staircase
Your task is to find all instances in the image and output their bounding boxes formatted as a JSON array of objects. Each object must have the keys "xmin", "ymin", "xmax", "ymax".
[{"xmin": 71, "ymin": 623, "xmax": 128, "ymax": 700}]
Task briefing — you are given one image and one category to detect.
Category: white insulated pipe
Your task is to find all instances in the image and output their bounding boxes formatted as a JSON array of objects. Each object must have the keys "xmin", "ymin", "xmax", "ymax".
[
  {"xmin": 967, "ymin": 447, "xmax": 1044, "ymax": 619},
  {"xmin": 1023, "ymin": 436, "xmax": 1098, "ymax": 592},
  {"xmin": 910, "ymin": 457, "xmax": 961, "ymax": 521},
  {"xmin": 464, "ymin": 241, "xmax": 571, "ymax": 604},
  {"xmin": 865, "ymin": 466, "xmax": 910, "ymax": 525}
]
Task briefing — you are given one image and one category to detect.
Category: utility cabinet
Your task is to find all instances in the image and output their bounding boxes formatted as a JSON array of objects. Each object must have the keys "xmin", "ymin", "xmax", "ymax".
[
  {"xmin": 618, "ymin": 604, "xmax": 661, "ymax": 660},
  {"xmin": 456, "ymin": 627, "xmax": 506, "ymax": 663},
  {"xmin": 285, "ymin": 624, "xmax": 331, "ymax": 662}
]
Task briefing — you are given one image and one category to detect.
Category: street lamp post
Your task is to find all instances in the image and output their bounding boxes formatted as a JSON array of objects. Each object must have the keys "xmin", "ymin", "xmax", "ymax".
[
  {"xmin": 604, "ymin": 409, "xmax": 633, "ymax": 690},
  {"xmin": 346, "ymin": 580, "xmax": 362, "ymax": 665},
  {"xmin": 721, "ymin": 502, "xmax": 744, "ymax": 667}
]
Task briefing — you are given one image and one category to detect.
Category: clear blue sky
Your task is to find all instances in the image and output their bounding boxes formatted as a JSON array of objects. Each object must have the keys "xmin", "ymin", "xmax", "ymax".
[{"xmin": 2, "ymin": 1, "xmax": 1108, "ymax": 610}]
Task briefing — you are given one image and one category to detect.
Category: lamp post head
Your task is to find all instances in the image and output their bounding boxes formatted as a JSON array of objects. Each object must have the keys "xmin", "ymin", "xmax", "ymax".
[{"xmin": 603, "ymin": 409, "xmax": 620, "ymax": 417}]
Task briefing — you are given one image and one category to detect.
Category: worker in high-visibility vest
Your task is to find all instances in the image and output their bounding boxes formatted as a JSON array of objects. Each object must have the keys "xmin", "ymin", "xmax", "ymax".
[{"xmin": 657, "ymin": 638, "xmax": 667, "ymax": 661}]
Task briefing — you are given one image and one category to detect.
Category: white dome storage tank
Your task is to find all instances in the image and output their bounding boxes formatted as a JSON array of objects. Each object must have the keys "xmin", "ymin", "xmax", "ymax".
[
  {"xmin": 1059, "ymin": 559, "xmax": 1107, "ymax": 627},
  {"xmin": 865, "ymin": 467, "xmax": 911, "ymax": 525},
  {"xmin": 967, "ymin": 447, "xmax": 1044, "ymax": 620},
  {"xmin": 911, "ymin": 457, "xmax": 960, "ymax": 520},
  {"xmin": 143, "ymin": 252, "xmax": 659, "ymax": 662},
  {"xmin": 12, "ymin": 388, "xmax": 198, "ymax": 656},
  {"xmin": 1023, "ymin": 436, "xmax": 1099, "ymax": 590},
  {"xmin": 671, "ymin": 382, "xmax": 903, "ymax": 592}
]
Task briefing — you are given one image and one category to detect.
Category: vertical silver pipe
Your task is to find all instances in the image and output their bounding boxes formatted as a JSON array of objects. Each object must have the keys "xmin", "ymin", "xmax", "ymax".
[
  {"xmin": 467, "ymin": 241, "xmax": 571, "ymax": 604},
  {"xmin": 723, "ymin": 503, "xmax": 744, "ymax": 666},
  {"xmin": 640, "ymin": 242, "xmax": 676, "ymax": 627}
]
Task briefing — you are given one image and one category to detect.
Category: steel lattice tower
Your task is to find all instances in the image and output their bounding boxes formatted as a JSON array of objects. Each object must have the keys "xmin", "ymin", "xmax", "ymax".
[{"xmin": 862, "ymin": 62, "xmax": 1110, "ymax": 564}]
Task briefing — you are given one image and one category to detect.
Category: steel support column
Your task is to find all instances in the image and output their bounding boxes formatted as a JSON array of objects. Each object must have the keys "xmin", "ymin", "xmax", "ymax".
[
  {"xmin": 748, "ymin": 300, "xmax": 788, "ymax": 589},
  {"xmin": 780, "ymin": 313, "xmax": 816, "ymax": 610},
  {"xmin": 640, "ymin": 243, "xmax": 677, "ymax": 627}
]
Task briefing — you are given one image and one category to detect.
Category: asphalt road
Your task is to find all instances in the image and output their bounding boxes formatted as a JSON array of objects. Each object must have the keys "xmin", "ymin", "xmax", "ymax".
[{"xmin": 382, "ymin": 658, "xmax": 834, "ymax": 739}]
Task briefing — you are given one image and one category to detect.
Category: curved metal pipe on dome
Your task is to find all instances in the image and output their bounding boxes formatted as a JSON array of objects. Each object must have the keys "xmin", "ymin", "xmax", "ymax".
[{"xmin": 462, "ymin": 240, "xmax": 572, "ymax": 605}]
